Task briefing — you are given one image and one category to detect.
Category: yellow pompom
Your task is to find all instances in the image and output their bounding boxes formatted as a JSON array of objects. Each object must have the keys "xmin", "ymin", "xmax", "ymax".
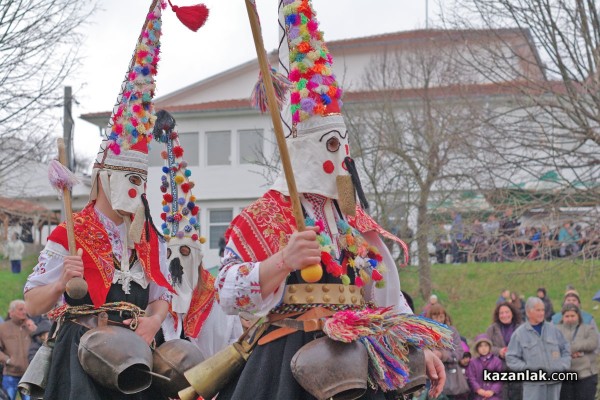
[
  {"xmin": 199, "ymin": 236, "xmax": 206, "ymax": 244},
  {"xmin": 174, "ymin": 175, "xmax": 184, "ymax": 184}
]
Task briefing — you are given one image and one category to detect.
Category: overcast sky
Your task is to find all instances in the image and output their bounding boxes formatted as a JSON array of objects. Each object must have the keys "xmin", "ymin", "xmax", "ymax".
[{"xmin": 69, "ymin": 0, "xmax": 446, "ymax": 160}]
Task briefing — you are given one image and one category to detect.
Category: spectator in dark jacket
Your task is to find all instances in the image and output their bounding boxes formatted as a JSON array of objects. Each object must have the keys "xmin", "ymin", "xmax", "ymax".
[
  {"xmin": 537, "ymin": 287, "xmax": 554, "ymax": 321},
  {"xmin": 486, "ymin": 301, "xmax": 522, "ymax": 400},
  {"xmin": 27, "ymin": 319, "xmax": 51, "ymax": 364},
  {"xmin": 427, "ymin": 304, "xmax": 469, "ymax": 399},
  {"xmin": 466, "ymin": 334, "xmax": 503, "ymax": 400}
]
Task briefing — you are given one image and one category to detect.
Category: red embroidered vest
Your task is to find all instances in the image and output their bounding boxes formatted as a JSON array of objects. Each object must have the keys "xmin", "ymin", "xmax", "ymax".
[
  {"xmin": 226, "ymin": 190, "xmax": 408, "ymax": 264},
  {"xmin": 48, "ymin": 203, "xmax": 174, "ymax": 308}
]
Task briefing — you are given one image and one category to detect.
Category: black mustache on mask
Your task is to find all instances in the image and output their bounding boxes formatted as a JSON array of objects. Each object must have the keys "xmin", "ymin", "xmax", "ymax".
[
  {"xmin": 344, "ymin": 157, "xmax": 369, "ymax": 210},
  {"xmin": 169, "ymin": 257, "xmax": 184, "ymax": 286}
]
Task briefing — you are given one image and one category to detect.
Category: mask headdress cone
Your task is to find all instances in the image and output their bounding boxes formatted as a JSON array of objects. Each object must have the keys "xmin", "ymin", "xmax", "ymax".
[
  {"xmin": 271, "ymin": 0, "xmax": 366, "ymax": 214},
  {"xmin": 155, "ymin": 109, "xmax": 205, "ymax": 313}
]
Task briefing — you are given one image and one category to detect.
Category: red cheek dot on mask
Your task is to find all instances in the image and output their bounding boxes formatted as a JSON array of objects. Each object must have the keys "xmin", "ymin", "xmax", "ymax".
[
  {"xmin": 128, "ymin": 188, "xmax": 137, "ymax": 198},
  {"xmin": 323, "ymin": 160, "xmax": 335, "ymax": 174},
  {"xmin": 345, "ymin": 144, "xmax": 349, "ymax": 156}
]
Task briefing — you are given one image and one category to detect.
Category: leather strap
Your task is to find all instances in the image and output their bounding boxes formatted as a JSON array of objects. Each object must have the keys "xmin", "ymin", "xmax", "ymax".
[{"xmin": 258, "ymin": 307, "xmax": 334, "ymax": 346}]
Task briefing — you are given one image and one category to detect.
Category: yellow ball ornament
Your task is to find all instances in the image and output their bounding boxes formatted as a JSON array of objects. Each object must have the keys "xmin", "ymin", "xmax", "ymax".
[{"xmin": 300, "ymin": 264, "xmax": 323, "ymax": 283}]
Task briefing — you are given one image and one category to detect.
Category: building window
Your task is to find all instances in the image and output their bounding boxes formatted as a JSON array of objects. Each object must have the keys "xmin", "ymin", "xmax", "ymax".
[
  {"xmin": 149, "ymin": 132, "xmax": 199, "ymax": 167},
  {"xmin": 206, "ymin": 131, "xmax": 231, "ymax": 166},
  {"xmin": 238, "ymin": 129, "xmax": 264, "ymax": 164},
  {"xmin": 209, "ymin": 209, "xmax": 233, "ymax": 249}
]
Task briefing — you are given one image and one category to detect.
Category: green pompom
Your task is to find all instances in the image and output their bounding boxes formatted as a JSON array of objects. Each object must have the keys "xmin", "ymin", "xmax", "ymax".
[
  {"xmin": 375, "ymin": 281, "xmax": 386, "ymax": 289},
  {"xmin": 341, "ymin": 274, "xmax": 351, "ymax": 286}
]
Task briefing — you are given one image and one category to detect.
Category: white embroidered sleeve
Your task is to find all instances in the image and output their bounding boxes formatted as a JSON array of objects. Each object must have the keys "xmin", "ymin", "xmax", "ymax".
[
  {"xmin": 24, "ymin": 241, "xmax": 69, "ymax": 293},
  {"xmin": 148, "ymin": 238, "xmax": 171, "ymax": 303},
  {"xmin": 215, "ymin": 244, "xmax": 285, "ymax": 317}
]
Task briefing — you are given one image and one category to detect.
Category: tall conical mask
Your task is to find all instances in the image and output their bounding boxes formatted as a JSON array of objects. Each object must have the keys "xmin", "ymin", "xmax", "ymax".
[
  {"xmin": 91, "ymin": 0, "xmax": 166, "ymax": 216},
  {"xmin": 154, "ymin": 110, "xmax": 206, "ymax": 314},
  {"xmin": 271, "ymin": 0, "xmax": 357, "ymax": 209}
]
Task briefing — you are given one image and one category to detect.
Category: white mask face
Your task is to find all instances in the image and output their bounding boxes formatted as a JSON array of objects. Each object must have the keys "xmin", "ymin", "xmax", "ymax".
[
  {"xmin": 100, "ymin": 170, "xmax": 147, "ymax": 215},
  {"xmin": 168, "ymin": 237, "xmax": 203, "ymax": 314},
  {"xmin": 272, "ymin": 117, "xmax": 351, "ymax": 198}
]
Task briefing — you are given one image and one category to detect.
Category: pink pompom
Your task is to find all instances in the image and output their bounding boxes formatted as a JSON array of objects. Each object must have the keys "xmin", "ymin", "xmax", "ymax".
[
  {"xmin": 108, "ymin": 142, "xmax": 121, "ymax": 155},
  {"xmin": 290, "ymin": 92, "xmax": 301, "ymax": 104},
  {"xmin": 292, "ymin": 111, "xmax": 300, "ymax": 123},
  {"xmin": 289, "ymin": 69, "xmax": 301, "ymax": 82}
]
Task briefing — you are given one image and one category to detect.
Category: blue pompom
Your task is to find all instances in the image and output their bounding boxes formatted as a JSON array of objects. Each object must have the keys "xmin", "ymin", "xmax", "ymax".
[
  {"xmin": 166, "ymin": 215, "xmax": 174, "ymax": 223},
  {"xmin": 184, "ymin": 225, "xmax": 192, "ymax": 233},
  {"xmin": 178, "ymin": 197, "xmax": 186, "ymax": 205},
  {"xmin": 162, "ymin": 205, "xmax": 170, "ymax": 212},
  {"xmin": 189, "ymin": 217, "xmax": 197, "ymax": 225},
  {"xmin": 368, "ymin": 259, "xmax": 378, "ymax": 267},
  {"xmin": 286, "ymin": 14, "xmax": 297, "ymax": 26},
  {"xmin": 187, "ymin": 202, "xmax": 195, "ymax": 210},
  {"xmin": 161, "ymin": 223, "xmax": 167, "ymax": 230},
  {"xmin": 161, "ymin": 175, "xmax": 167, "ymax": 182},
  {"xmin": 184, "ymin": 169, "xmax": 192, "ymax": 177},
  {"xmin": 162, "ymin": 166, "xmax": 169, "ymax": 173},
  {"xmin": 321, "ymin": 94, "xmax": 332, "ymax": 105},
  {"xmin": 141, "ymin": 66, "xmax": 150, "ymax": 76}
]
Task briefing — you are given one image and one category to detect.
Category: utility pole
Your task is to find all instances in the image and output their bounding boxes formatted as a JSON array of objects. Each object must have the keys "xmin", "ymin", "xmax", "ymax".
[{"xmin": 63, "ymin": 86, "xmax": 74, "ymax": 171}]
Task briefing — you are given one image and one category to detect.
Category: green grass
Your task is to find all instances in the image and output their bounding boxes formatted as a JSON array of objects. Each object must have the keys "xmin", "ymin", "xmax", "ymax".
[
  {"xmin": 399, "ymin": 259, "xmax": 600, "ymax": 341},
  {"xmin": 1, "ymin": 254, "xmax": 599, "ymax": 346},
  {"xmin": 0, "ymin": 254, "xmax": 37, "ymax": 316}
]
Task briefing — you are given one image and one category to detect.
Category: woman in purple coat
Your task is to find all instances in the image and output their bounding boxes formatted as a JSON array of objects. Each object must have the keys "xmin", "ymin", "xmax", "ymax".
[{"xmin": 466, "ymin": 334, "xmax": 503, "ymax": 400}]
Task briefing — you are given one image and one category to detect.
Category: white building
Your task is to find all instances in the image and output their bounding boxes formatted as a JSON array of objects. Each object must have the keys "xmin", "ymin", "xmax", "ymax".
[{"xmin": 81, "ymin": 29, "xmax": 544, "ymax": 269}]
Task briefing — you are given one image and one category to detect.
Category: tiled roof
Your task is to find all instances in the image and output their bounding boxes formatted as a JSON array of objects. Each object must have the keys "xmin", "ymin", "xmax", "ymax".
[
  {"xmin": 0, "ymin": 197, "xmax": 58, "ymax": 222},
  {"xmin": 81, "ymin": 81, "xmax": 566, "ymax": 120},
  {"xmin": 327, "ymin": 28, "xmax": 528, "ymax": 50}
]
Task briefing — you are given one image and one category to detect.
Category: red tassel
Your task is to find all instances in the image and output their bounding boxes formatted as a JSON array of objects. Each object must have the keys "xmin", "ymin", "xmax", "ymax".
[{"xmin": 168, "ymin": 1, "xmax": 209, "ymax": 32}]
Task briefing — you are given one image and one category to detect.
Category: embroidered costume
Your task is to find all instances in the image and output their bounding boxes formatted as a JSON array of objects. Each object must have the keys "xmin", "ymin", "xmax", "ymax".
[
  {"xmin": 214, "ymin": 1, "xmax": 450, "ymax": 399},
  {"xmin": 155, "ymin": 110, "xmax": 242, "ymax": 360},
  {"xmin": 23, "ymin": 1, "xmax": 177, "ymax": 399}
]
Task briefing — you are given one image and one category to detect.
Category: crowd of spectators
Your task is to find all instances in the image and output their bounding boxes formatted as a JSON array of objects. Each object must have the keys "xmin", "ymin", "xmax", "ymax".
[
  {"xmin": 415, "ymin": 286, "xmax": 599, "ymax": 400},
  {"xmin": 432, "ymin": 210, "xmax": 600, "ymax": 264}
]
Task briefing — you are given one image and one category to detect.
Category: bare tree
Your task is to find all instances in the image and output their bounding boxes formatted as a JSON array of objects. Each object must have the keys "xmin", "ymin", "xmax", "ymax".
[
  {"xmin": 436, "ymin": 0, "xmax": 600, "ymax": 264},
  {"xmin": 441, "ymin": 0, "xmax": 600, "ymax": 191},
  {"xmin": 0, "ymin": 0, "xmax": 96, "ymax": 187},
  {"xmin": 345, "ymin": 47, "xmax": 485, "ymax": 299}
]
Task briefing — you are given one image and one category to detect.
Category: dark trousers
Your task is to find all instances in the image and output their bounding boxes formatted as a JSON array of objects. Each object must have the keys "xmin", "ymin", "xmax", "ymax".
[
  {"xmin": 9, "ymin": 260, "xmax": 20, "ymax": 274},
  {"xmin": 559, "ymin": 374, "xmax": 597, "ymax": 400}
]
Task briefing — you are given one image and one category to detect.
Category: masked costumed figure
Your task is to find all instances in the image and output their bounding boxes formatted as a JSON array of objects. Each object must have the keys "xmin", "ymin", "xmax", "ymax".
[
  {"xmin": 155, "ymin": 110, "xmax": 243, "ymax": 360},
  {"xmin": 214, "ymin": 1, "xmax": 450, "ymax": 399},
  {"xmin": 24, "ymin": 1, "xmax": 176, "ymax": 399}
]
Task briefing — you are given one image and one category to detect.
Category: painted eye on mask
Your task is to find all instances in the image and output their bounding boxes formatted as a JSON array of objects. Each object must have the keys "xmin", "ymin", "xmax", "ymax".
[
  {"xmin": 128, "ymin": 174, "xmax": 143, "ymax": 186},
  {"xmin": 326, "ymin": 136, "xmax": 341, "ymax": 153}
]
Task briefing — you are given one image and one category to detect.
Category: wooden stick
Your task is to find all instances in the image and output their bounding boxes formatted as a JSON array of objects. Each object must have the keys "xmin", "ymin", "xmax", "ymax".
[
  {"xmin": 57, "ymin": 138, "xmax": 88, "ymax": 299},
  {"xmin": 244, "ymin": 0, "xmax": 305, "ymax": 231}
]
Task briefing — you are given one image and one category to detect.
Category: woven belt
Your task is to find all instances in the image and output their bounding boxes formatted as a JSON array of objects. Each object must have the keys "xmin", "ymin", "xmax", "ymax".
[
  {"xmin": 283, "ymin": 284, "xmax": 365, "ymax": 306},
  {"xmin": 69, "ymin": 314, "xmax": 127, "ymax": 330}
]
